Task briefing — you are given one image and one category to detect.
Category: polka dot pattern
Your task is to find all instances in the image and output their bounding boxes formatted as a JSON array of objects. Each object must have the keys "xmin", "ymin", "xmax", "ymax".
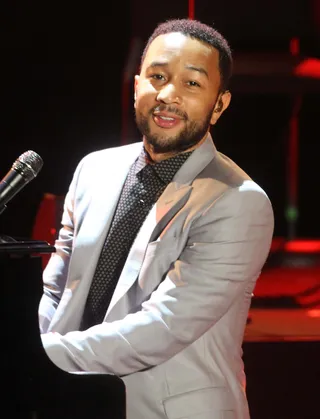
[{"xmin": 80, "ymin": 148, "xmax": 193, "ymax": 330}]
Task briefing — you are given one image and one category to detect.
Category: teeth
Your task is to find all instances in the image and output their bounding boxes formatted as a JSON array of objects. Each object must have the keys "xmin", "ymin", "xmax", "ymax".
[{"xmin": 159, "ymin": 116, "xmax": 174, "ymax": 121}]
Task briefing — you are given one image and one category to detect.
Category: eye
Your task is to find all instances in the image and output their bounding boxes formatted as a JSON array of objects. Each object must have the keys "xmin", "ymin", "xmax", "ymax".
[
  {"xmin": 187, "ymin": 80, "xmax": 201, "ymax": 87},
  {"xmin": 150, "ymin": 74, "xmax": 165, "ymax": 81}
]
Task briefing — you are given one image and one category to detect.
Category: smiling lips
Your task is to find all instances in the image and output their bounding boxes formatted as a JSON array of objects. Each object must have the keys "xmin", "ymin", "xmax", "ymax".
[{"xmin": 153, "ymin": 111, "xmax": 184, "ymax": 129}]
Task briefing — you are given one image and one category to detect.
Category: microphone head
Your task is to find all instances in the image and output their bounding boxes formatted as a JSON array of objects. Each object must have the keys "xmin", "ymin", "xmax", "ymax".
[{"xmin": 12, "ymin": 150, "xmax": 43, "ymax": 181}]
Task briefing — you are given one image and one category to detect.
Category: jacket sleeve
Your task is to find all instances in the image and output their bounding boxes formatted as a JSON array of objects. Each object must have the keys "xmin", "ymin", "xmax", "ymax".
[
  {"xmin": 38, "ymin": 159, "xmax": 84, "ymax": 333},
  {"xmin": 41, "ymin": 183, "xmax": 274, "ymax": 374}
]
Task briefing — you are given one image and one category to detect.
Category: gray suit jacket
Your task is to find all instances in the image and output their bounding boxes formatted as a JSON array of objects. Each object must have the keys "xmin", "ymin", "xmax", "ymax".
[{"xmin": 39, "ymin": 135, "xmax": 274, "ymax": 419}]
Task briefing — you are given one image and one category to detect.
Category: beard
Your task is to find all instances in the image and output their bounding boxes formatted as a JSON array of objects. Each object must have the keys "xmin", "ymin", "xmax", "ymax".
[{"xmin": 135, "ymin": 105, "xmax": 214, "ymax": 154}]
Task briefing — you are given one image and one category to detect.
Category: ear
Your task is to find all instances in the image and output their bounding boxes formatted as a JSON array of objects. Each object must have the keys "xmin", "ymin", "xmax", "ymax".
[
  {"xmin": 210, "ymin": 90, "xmax": 232, "ymax": 125},
  {"xmin": 134, "ymin": 75, "xmax": 140, "ymax": 108}
]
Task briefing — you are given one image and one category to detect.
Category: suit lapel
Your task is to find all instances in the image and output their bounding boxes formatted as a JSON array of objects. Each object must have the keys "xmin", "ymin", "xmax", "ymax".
[
  {"xmin": 150, "ymin": 133, "xmax": 217, "ymax": 243},
  {"xmin": 105, "ymin": 182, "xmax": 192, "ymax": 319},
  {"xmin": 67, "ymin": 143, "xmax": 142, "ymax": 295}
]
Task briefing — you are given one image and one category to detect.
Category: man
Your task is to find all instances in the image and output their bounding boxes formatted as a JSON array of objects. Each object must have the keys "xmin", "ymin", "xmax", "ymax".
[{"xmin": 40, "ymin": 19, "xmax": 274, "ymax": 419}]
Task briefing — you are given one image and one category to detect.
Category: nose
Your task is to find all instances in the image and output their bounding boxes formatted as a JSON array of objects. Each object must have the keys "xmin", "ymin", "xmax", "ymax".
[{"xmin": 156, "ymin": 83, "xmax": 181, "ymax": 104}]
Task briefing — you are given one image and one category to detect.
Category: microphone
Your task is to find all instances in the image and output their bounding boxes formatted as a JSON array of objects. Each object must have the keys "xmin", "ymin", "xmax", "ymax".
[{"xmin": 0, "ymin": 150, "xmax": 43, "ymax": 214}]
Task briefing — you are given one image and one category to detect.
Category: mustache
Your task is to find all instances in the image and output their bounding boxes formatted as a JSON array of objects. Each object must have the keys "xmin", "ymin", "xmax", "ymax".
[{"xmin": 151, "ymin": 105, "xmax": 188, "ymax": 120}]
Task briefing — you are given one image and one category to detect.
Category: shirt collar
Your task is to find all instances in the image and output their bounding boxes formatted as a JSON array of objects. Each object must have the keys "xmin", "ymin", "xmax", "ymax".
[{"xmin": 134, "ymin": 146, "xmax": 193, "ymax": 185}]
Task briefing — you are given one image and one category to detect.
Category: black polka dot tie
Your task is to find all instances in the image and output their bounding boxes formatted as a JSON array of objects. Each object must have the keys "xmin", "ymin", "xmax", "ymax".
[{"xmin": 80, "ymin": 148, "xmax": 193, "ymax": 330}]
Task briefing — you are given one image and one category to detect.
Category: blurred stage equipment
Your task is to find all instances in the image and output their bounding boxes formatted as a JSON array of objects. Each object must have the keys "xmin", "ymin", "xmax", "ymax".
[
  {"xmin": 32, "ymin": 193, "xmax": 65, "ymax": 268},
  {"xmin": 231, "ymin": 45, "xmax": 320, "ymax": 240}
]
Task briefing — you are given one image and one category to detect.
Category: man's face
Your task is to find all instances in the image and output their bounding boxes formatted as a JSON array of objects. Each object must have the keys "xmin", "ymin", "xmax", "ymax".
[{"xmin": 134, "ymin": 32, "xmax": 230, "ymax": 155}]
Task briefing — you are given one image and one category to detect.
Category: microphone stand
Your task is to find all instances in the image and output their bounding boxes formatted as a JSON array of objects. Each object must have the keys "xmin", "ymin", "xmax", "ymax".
[{"xmin": 0, "ymin": 204, "xmax": 7, "ymax": 215}]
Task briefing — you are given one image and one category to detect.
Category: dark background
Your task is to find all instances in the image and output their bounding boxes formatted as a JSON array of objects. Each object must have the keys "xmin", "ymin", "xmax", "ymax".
[{"xmin": 2, "ymin": 0, "xmax": 320, "ymax": 240}]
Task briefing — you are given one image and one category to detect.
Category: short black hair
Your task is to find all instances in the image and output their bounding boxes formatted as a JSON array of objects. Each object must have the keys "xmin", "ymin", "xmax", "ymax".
[{"xmin": 141, "ymin": 19, "xmax": 233, "ymax": 92}]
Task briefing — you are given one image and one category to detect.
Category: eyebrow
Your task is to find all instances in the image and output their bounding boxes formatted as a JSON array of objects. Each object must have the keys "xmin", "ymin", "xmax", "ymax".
[
  {"xmin": 148, "ymin": 61, "xmax": 209, "ymax": 78},
  {"xmin": 148, "ymin": 61, "xmax": 169, "ymax": 69},
  {"xmin": 185, "ymin": 65, "xmax": 208, "ymax": 78}
]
